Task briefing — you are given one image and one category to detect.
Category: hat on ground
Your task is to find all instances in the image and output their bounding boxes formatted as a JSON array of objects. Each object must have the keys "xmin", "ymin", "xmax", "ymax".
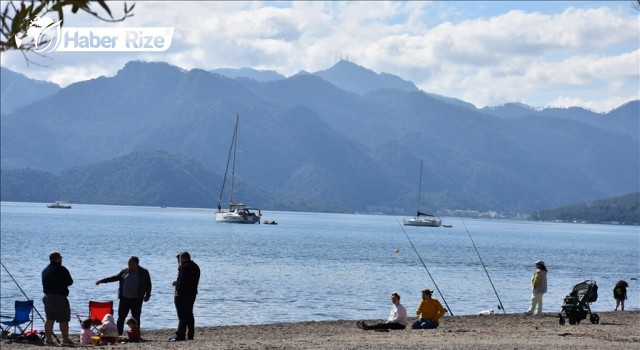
[
  {"xmin": 534, "ymin": 260, "xmax": 545, "ymax": 266},
  {"xmin": 421, "ymin": 289, "xmax": 433, "ymax": 295}
]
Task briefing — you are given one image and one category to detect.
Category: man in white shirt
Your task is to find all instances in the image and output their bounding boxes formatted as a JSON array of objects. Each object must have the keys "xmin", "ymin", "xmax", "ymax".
[{"xmin": 356, "ymin": 292, "xmax": 408, "ymax": 331}]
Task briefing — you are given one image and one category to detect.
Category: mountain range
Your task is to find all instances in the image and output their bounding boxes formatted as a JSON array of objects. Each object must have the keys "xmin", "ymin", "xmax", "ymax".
[{"xmin": 1, "ymin": 60, "xmax": 638, "ymax": 214}]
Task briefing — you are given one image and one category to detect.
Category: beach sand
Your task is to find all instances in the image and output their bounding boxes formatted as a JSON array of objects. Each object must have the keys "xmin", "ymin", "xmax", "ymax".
[{"xmin": 3, "ymin": 311, "xmax": 638, "ymax": 349}]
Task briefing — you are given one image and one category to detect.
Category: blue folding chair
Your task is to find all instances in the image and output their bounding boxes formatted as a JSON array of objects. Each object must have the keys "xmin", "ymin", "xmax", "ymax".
[{"xmin": 0, "ymin": 300, "xmax": 34, "ymax": 335}]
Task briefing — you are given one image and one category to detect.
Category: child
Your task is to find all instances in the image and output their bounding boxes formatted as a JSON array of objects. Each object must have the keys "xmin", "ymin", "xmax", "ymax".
[
  {"xmin": 614, "ymin": 280, "xmax": 628, "ymax": 311},
  {"xmin": 126, "ymin": 317, "xmax": 141, "ymax": 342},
  {"xmin": 79, "ymin": 318, "xmax": 93, "ymax": 345},
  {"xmin": 98, "ymin": 314, "xmax": 119, "ymax": 344}
]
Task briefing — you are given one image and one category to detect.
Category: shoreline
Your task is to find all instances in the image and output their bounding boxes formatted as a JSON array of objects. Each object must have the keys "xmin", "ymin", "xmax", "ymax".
[{"xmin": 3, "ymin": 311, "xmax": 638, "ymax": 349}]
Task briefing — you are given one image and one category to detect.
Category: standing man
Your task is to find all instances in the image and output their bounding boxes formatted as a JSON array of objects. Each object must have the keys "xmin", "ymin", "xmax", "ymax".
[
  {"xmin": 42, "ymin": 251, "xmax": 74, "ymax": 346},
  {"xmin": 412, "ymin": 288, "xmax": 446, "ymax": 329},
  {"xmin": 96, "ymin": 256, "xmax": 152, "ymax": 335},
  {"xmin": 170, "ymin": 252, "xmax": 200, "ymax": 341}
]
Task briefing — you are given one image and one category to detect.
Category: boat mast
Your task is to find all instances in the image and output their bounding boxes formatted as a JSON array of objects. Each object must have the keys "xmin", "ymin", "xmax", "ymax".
[
  {"xmin": 230, "ymin": 115, "xmax": 239, "ymax": 205},
  {"xmin": 217, "ymin": 115, "xmax": 240, "ymax": 210},
  {"xmin": 416, "ymin": 159, "xmax": 423, "ymax": 216}
]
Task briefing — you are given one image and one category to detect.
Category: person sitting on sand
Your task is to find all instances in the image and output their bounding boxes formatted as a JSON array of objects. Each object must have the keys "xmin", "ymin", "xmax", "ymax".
[
  {"xmin": 79, "ymin": 318, "xmax": 93, "ymax": 345},
  {"xmin": 126, "ymin": 317, "xmax": 141, "ymax": 342},
  {"xmin": 356, "ymin": 292, "xmax": 408, "ymax": 331},
  {"xmin": 412, "ymin": 289, "xmax": 446, "ymax": 329},
  {"xmin": 98, "ymin": 314, "xmax": 119, "ymax": 337}
]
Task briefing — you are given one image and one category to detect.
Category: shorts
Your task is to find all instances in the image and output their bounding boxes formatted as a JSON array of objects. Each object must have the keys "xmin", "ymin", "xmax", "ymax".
[{"xmin": 43, "ymin": 294, "xmax": 71, "ymax": 323}]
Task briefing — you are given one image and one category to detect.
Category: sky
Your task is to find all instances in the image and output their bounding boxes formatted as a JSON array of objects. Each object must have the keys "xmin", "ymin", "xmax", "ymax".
[{"xmin": 1, "ymin": 1, "xmax": 639, "ymax": 112}]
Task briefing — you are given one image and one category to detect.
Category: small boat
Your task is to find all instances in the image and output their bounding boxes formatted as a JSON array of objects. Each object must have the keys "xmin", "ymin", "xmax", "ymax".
[
  {"xmin": 47, "ymin": 201, "xmax": 72, "ymax": 209},
  {"xmin": 215, "ymin": 115, "xmax": 262, "ymax": 224},
  {"xmin": 263, "ymin": 220, "xmax": 278, "ymax": 225},
  {"xmin": 403, "ymin": 160, "xmax": 442, "ymax": 227}
]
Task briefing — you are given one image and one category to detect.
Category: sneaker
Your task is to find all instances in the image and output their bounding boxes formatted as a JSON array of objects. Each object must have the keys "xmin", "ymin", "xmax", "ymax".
[
  {"xmin": 45, "ymin": 340, "xmax": 56, "ymax": 345},
  {"xmin": 356, "ymin": 321, "xmax": 364, "ymax": 330},
  {"xmin": 169, "ymin": 335, "xmax": 186, "ymax": 342},
  {"xmin": 524, "ymin": 311, "xmax": 533, "ymax": 316},
  {"xmin": 62, "ymin": 338, "xmax": 74, "ymax": 346}
]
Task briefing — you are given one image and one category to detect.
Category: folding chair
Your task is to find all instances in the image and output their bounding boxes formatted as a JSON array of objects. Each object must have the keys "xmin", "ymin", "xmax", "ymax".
[
  {"xmin": 0, "ymin": 300, "xmax": 34, "ymax": 335},
  {"xmin": 75, "ymin": 301, "xmax": 113, "ymax": 334}
]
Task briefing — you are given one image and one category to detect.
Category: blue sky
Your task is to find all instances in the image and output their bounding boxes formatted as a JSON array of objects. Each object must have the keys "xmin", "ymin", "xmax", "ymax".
[{"xmin": 1, "ymin": 1, "xmax": 638, "ymax": 112}]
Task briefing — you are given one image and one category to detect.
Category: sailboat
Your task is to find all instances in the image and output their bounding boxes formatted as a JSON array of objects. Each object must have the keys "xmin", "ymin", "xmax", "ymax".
[
  {"xmin": 215, "ymin": 115, "xmax": 262, "ymax": 224},
  {"xmin": 403, "ymin": 159, "xmax": 442, "ymax": 227}
]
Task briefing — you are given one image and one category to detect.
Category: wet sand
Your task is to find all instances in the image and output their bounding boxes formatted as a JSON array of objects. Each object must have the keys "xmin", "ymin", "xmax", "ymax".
[{"xmin": 3, "ymin": 311, "xmax": 638, "ymax": 349}]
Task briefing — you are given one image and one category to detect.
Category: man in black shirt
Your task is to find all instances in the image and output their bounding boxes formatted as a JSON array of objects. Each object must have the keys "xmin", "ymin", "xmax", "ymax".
[
  {"xmin": 41, "ymin": 251, "xmax": 74, "ymax": 346},
  {"xmin": 96, "ymin": 256, "xmax": 152, "ymax": 335},
  {"xmin": 169, "ymin": 252, "xmax": 200, "ymax": 341}
]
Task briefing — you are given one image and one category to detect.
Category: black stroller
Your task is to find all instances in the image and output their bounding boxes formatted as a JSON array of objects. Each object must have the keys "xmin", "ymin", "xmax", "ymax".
[{"xmin": 558, "ymin": 279, "xmax": 599, "ymax": 325}]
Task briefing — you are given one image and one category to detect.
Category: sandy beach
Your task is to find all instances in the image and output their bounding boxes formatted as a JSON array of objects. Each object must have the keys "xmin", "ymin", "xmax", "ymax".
[{"xmin": 2, "ymin": 311, "xmax": 638, "ymax": 349}]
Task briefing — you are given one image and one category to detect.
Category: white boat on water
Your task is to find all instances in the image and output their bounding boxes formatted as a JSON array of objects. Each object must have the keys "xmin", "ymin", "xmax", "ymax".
[
  {"xmin": 47, "ymin": 201, "xmax": 72, "ymax": 209},
  {"xmin": 403, "ymin": 212, "xmax": 442, "ymax": 227},
  {"xmin": 215, "ymin": 115, "xmax": 262, "ymax": 224},
  {"xmin": 403, "ymin": 160, "xmax": 442, "ymax": 227}
]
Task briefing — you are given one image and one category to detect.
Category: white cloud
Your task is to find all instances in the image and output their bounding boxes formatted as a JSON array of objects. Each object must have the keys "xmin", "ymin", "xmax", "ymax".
[{"xmin": 1, "ymin": 1, "xmax": 637, "ymax": 112}]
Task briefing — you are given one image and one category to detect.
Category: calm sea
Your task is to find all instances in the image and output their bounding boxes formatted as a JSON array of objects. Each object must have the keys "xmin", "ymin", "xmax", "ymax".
[{"xmin": 1, "ymin": 202, "xmax": 638, "ymax": 333}]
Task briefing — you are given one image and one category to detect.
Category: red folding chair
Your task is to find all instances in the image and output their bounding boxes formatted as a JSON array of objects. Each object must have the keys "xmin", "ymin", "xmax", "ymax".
[{"xmin": 75, "ymin": 301, "xmax": 113, "ymax": 334}]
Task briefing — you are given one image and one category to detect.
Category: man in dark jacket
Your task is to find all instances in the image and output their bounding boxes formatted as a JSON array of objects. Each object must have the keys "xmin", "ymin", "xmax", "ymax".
[
  {"xmin": 96, "ymin": 256, "xmax": 152, "ymax": 335},
  {"xmin": 169, "ymin": 252, "xmax": 200, "ymax": 341},
  {"xmin": 42, "ymin": 251, "xmax": 74, "ymax": 346}
]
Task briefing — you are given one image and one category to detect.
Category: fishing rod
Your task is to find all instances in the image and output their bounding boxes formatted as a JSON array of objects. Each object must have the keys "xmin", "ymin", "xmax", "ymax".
[
  {"xmin": 1, "ymin": 261, "xmax": 60, "ymax": 342},
  {"xmin": 460, "ymin": 218, "xmax": 506, "ymax": 313},
  {"xmin": 396, "ymin": 218, "xmax": 454, "ymax": 316}
]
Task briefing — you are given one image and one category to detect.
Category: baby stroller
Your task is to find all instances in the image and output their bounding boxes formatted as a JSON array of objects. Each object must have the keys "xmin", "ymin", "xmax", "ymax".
[{"xmin": 558, "ymin": 279, "xmax": 599, "ymax": 325}]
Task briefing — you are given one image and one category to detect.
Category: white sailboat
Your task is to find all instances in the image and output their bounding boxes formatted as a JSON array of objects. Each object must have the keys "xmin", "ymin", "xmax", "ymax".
[
  {"xmin": 403, "ymin": 159, "xmax": 442, "ymax": 227},
  {"xmin": 215, "ymin": 115, "xmax": 262, "ymax": 224}
]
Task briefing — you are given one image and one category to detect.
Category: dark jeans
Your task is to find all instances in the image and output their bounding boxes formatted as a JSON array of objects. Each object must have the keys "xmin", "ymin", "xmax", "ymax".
[
  {"xmin": 117, "ymin": 297, "xmax": 143, "ymax": 335},
  {"xmin": 412, "ymin": 319, "xmax": 438, "ymax": 329},
  {"xmin": 367, "ymin": 322, "xmax": 406, "ymax": 330},
  {"xmin": 174, "ymin": 294, "xmax": 197, "ymax": 340}
]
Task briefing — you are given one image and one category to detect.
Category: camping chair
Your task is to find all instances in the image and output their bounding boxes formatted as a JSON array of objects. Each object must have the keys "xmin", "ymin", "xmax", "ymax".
[
  {"xmin": 0, "ymin": 300, "xmax": 34, "ymax": 336},
  {"xmin": 75, "ymin": 301, "xmax": 113, "ymax": 334}
]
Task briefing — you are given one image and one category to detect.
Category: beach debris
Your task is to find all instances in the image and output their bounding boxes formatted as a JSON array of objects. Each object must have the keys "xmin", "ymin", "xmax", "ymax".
[{"xmin": 477, "ymin": 309, "xmax": 494, "ymax": 315}]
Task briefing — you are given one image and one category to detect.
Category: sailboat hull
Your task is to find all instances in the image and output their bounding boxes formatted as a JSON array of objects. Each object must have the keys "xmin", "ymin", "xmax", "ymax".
[
  {"xmin": 403, "ymin": 217, "xmax": 442, "ymax": 227},
  {"xmin": 215, "ymin": 209, "xmax": 261, "ymax": 224}
]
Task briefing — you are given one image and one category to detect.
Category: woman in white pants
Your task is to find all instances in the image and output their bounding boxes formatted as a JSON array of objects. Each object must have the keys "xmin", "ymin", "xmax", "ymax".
[{"xmin": 525, "ymin": 260, "xmax": 547, "ymax": 315}]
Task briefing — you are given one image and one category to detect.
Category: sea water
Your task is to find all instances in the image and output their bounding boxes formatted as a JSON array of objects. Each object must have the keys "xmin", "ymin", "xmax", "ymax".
[{"xmin": 1, "ymin": 202, "xmax": 638, "ymax": 332}]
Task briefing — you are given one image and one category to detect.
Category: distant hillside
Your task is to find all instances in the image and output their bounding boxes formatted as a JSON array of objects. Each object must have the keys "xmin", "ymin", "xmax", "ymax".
[
  {"xmin": 529, "ymin": 192, "xmax": 640, "ymax": 224},
  {"xmin": 211, "ymin": 67, "xmax": 285, "ymax": 82},
  {"xmin": 1, "ymin": 61, "xmax": 638, "ymax": 214},
  {"xmin": 312, "ymin": 59, "xmax": 418, "ymax": 94},
  {"xmin": 0, "ymin": 67, "xmax": 60, "ymax": 115},
  {"xmin": 0, "ymin": 150, "xmax": 331, "ymax": 212}
]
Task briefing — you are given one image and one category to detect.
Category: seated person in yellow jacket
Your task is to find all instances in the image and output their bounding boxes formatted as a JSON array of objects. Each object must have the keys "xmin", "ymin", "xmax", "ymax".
[{"xmin": 412, "ymin": 288, "xmax": 446, "ymax": 329}]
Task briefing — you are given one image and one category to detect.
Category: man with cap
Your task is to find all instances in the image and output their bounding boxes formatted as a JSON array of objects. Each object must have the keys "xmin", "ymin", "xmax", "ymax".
[
  {"xmin": 169, "ymin": 252, "xmax": 200, "ymax": 341},
  {"xmin": 525, "ymin": 260, "xmax": 548, "ymax": 316},
  {"xmin": 41, "ymin": 251, "xmax": 74, "ymax": 345},
  {"xmin": 412, "ymin": 288, "xmax": 446, "ymax": 329}
]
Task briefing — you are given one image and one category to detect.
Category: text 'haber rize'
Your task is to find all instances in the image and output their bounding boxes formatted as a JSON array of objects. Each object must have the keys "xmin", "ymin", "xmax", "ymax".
[{"xmin": 63, "ymin": 30, "xmax": 166, "ymax": 49}]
